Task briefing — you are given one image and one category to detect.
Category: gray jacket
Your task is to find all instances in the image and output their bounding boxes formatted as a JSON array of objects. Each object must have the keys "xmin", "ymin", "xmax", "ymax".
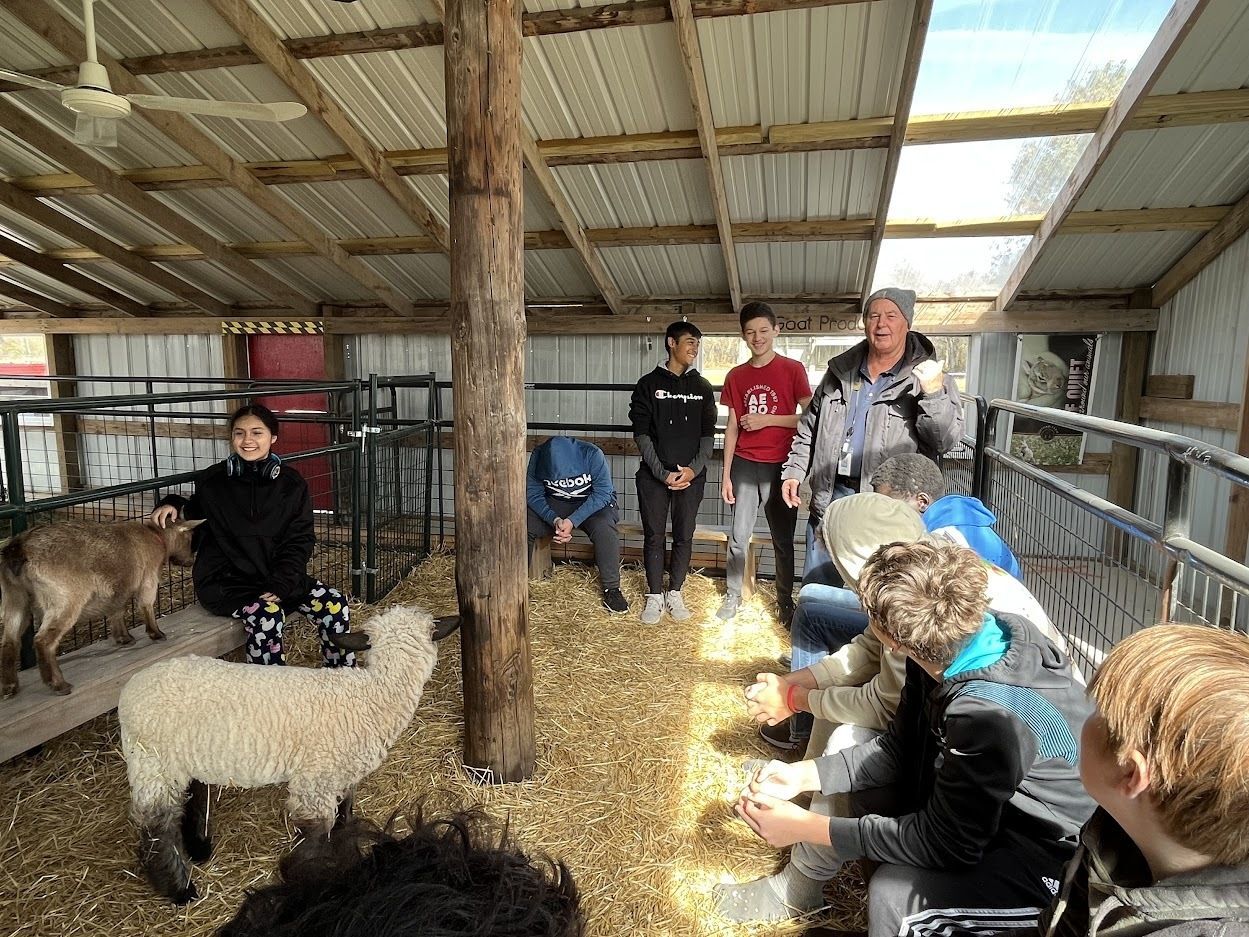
[
  {"xmin": 1038, "ymin": 809, "xmax": 1249, "ymax": 937},
  {"xmin": 782, "ymin": 332, "xmax": 963, "ymax": 517}
]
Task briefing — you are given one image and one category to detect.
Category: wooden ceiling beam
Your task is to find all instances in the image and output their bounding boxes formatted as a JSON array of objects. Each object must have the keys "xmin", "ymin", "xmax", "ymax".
[
  {"xmin": 1, "ymin": 0, "xmax": 415, "ymax": 317},
  {"xmin": 0, "ymin": 179, "xmax": 231, "ymax": 316},
  {"xmin": 860, "ymin": 0, "xmax": 933, "ymax": 297},
  {"xmin": 671, "ymin": 0, "xmax": 742, "ymax": 312},
  {"xmin": 1152, "ymin": 186, "xmax": 1249, "ymax": 307},
  {"xmin": 204, "ymin": 0, "xmax": 450, "ymax": 253},
  {"xmin": 0, "ymin": 98, "xmax": 319, "ymax": 317},
  {"xmin": 0, "ymin": 301, "xmax": 1157, "ymax": 336},
  {"xmin": 0, "ymin": 281, "xmax": 72, "ymax": 317},
  {"xmin": 13, "ymin": 88, "xmax": 1249, "ymax": 198},
  {"xmin": 995, "ymin": 0, "xmax": 1213, "ymax": 311},
  {"xmin": 0, "ymin": 231, "xmax": 145, "ymax": 316},
  {"xmin": 0, "ymin": 0, "xmax": 881, "ymax": 91},
  {"xmin": 1, "ymin": 207, "xmax": 1223, "ymax": 269}
]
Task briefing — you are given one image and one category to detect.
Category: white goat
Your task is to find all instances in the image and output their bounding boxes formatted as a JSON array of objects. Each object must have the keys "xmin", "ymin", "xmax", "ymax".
[{"xmin": 118, "ymin": 604, "xmax": 459, "ymax": 903}]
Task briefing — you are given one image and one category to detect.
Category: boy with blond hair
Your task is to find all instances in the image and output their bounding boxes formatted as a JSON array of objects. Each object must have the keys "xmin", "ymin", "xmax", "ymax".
[
  {"xmin": 718, "ymin": 540, "xmax": 1093, "ymax": 934},
  {"xmin": 1034, "ymin": 624, "xmax": 1249, "ymax": 936}
]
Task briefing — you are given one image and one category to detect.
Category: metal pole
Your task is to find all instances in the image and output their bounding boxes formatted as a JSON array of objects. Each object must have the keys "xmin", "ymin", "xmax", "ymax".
[
  {"xmin": 423, "ymin": 377, "xmax": 435, "ymax": 557},
  {"xmin": 2, "ymin": 410, "xmax": 33, "ymax": 669},
  {"xmin": 146, "ymin": 379, "xmax": 160, "ymax": 480},
  {"xmin": 435, "ymin": 381, "xmax": 446, "ymax": 548},
  {"xmin": 1160, "ymin": 459, "xmax": 1193, "ymax": 623},
  {"xmin": 349, "ymin": 382, "xmax": 363, "ymax": 600},
  {"xmin": 365, "ymin": 373, "xmax": 380, "ymax": 602}
]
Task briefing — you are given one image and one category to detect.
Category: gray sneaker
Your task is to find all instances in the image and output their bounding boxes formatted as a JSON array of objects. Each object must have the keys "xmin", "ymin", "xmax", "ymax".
[
  {"xmin": 665, "ymin": 589, "xmax": 691, "ymax": 621},
  {"xmin": 716, "ymin": 593, "xmax": 741, "ymax": 621},
  {"xmin": 640, "ymin": 593, "xmax": 665, "ymax": 625}
]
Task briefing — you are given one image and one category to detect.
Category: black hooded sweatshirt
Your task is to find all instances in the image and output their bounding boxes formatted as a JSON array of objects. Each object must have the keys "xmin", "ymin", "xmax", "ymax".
[
  {"xmin": 629, "ymin": 364, "xmax": 717, "ymax": 477},
  {"xmin": 156, "ymin": 460, "xmax": 316, "ymax": 616}
]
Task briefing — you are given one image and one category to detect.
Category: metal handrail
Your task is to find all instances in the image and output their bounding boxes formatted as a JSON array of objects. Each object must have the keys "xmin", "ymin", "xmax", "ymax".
[{"xmin": 0, "ymin": 381, "xmax": 357, "ymax": 415}]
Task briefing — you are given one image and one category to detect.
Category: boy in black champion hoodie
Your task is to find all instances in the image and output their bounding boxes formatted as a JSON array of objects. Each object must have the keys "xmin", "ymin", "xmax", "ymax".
[{"xmin": 630, "ymin": 321, "xmax": 717, "ymax": 625}]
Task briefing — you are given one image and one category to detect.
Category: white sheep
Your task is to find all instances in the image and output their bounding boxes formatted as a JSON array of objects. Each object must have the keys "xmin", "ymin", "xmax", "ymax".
[{"xmin": 118, "ymin": 604, "xmax": 460, "ymax": 903}]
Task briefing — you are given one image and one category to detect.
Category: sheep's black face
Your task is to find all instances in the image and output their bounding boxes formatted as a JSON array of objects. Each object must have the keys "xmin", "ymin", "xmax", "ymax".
[{"xmin": 432, "ymin": 615, "xmax": 461, "ymax": 641}]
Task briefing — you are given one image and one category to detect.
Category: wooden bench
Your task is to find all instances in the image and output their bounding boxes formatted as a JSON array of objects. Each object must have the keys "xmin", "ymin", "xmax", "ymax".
[
  {"xmin": 0, "ymin": 605, "xmax": 244, "ymax": 764},
  {"xmin": 530, "ymin": 522, "xmax": 769, "ymax": 599}
]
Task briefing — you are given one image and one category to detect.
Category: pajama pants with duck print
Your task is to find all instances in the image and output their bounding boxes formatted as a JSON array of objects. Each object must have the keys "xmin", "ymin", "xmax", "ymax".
[{"xmin": 232, "ymin": 580, "xmax": 356, "ymax": 667}]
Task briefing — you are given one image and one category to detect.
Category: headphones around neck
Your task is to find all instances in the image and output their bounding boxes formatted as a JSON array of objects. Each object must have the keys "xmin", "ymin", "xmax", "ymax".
[{"xmin": 227, "ymin": 451, "xmax": 282, "ymax": 480}]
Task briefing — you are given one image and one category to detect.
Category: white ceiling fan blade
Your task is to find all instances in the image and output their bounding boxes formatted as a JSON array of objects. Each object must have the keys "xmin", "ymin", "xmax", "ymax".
[
  {"xmin": 125, "ymin": 94, "xmax": 307, "ymax": 122},
  {"xmin": 73, "ymin": 113, "xmax": 118, "ymax": 147},
  {"xmin": 0, "ymin": 67, "xmax": 70, "ymax": 93}
]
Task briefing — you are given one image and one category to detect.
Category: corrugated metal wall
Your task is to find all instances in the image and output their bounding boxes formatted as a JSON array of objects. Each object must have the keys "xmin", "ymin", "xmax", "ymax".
[{"xmin": 1138, "ymin": 231, "xmax": 1249, "ymax": 558}]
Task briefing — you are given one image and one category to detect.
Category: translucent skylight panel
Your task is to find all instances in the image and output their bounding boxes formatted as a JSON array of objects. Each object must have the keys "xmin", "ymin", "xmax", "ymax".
[
  {"xmin": 872, "ymin": 236, "xmax": 1032, "ymax": 296},
  {"xmin": 911, "ymin": 0, "xmax": 1177, "ymax": 115},
  {"xmin": 887, "ymin": 135, "xmax": 1091, "ymax": 222}
]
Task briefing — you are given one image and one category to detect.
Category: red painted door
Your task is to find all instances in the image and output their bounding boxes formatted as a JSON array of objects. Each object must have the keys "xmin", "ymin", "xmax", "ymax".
[{"xmin": 247, "ymin": 334, "xmax": 332, "ymax": 510}]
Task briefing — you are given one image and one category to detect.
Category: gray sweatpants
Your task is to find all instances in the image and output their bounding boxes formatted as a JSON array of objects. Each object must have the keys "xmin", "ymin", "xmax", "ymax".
[
  {"xmin": 725, "ymin": 457, "xmax": 797, "ymax": 601},
  {"xmin": 526, "ymin": 495, "xmax": 621, "ymax": 591}
]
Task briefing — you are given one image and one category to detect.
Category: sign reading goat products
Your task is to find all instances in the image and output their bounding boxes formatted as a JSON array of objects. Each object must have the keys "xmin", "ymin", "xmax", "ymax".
[{"xmin": 1008, "ymin": 333, "xmax": 1100, "ymax": 467}]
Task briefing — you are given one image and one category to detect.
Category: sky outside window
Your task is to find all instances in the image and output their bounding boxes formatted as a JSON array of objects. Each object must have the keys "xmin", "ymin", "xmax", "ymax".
[{"xmin": 875, "ymin": 0, "xmax": 1177, "ymax": 296}]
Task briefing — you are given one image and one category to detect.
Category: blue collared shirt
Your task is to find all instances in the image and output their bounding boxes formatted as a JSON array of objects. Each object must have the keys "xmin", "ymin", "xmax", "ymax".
[{"xmin": 845, "ymin": 358, "xmax": 897, "ymax": 478}]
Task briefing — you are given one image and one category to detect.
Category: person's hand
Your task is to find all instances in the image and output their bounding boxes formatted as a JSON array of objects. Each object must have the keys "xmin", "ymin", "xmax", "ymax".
[
  {"xmin": 740, "ymin": 759, "xmax": 819, "ymax": 805},
  {"xmin": 736, "ymin": 791, "xmax": 830, "ymax": 848},
  {"xmin": 913, "ymin": 358, "xmax": 946, "ymax": 395},
  {"xmin": 553, "ymin": 518, "xmax": 573, "ymax": 544},
  {"xmin": 259, "ymin": 591, "xmax": 280, "ymax": 604},
  {"xmin": 721, "ymin": 475, "xmax": 735, "ymax": 505},
  {"xmin": 738, "ymin": 412, "xmax": 769, "ymax": 432},
  {"xmin": 677, "ymin": 465, "xmax": 695, "ymax": 485},
  {"xmin": 781, "ymin": 478, "xmax": 802, "ymax": 509},
  {"xmin": 745, "ymin": 672, "xmax": 791, "ymax": 725},
  {"xmin": 150, "ymin": 505, "xmax": 179, "ymax": 528},
  {"xmin": 664, "ymin": 470, "xmax": 684, "ymax": 488}
]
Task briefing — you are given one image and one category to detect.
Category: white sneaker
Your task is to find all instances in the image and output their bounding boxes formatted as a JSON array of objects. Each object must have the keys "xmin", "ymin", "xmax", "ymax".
[
  {"xmin": 665, "ymin": 590, "xmax": 691, "ymax": 622},
  {"xmin": 640, "ymin": 593, "xmax": 665, "ymax": 625}
]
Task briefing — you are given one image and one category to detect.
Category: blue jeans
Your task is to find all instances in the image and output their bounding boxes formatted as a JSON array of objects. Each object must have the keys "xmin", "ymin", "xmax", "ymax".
[
  {"xmin": 789, "ymin": 582, "xmax": 869, "ymax": 738},
  {"xmin": 801, "ymin": 482, "xmax": 858, "ymax": 588}
]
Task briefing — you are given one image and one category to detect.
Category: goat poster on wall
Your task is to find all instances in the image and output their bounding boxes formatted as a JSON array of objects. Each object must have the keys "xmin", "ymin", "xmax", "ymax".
[{"xmin": 1008, "ymin": 334, "xmax": 1100, "ymax": 466}]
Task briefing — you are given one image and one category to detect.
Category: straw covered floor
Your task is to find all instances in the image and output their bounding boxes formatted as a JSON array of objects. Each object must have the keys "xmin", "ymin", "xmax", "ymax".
[{"xmin": 0, "ymin": 553, "xmax": 867, "ymax": 936}]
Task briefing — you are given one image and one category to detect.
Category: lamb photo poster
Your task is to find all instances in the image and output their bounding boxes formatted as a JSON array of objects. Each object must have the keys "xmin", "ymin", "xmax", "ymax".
[{"xmin": 1008, "ymin": 334, "xmax": 1100, "ymax": 467}]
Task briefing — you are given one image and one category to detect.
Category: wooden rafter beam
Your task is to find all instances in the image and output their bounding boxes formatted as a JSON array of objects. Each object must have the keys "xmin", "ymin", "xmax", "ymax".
[
  {"xmin": 0, "ymin": 302, "xmax": 1157, "ymax": 336},
  {"xmin": 995, "ymin": 0, "xmax": 1212, "ymax": 311},
  {"xmin": 521, "ymin": 135, "xmax": 625, "ymax": 314},
  {"xmin": 204, "ymin": 0, "xmax": 449, "ymax": 253},
  {"xmin": 0, "ymin": 0, "xmax": 881, "ymax": 91},
  {"xmin": 860, "ymin": 0, "xmax": 933, "ymax": 298},
  {"xmin": 0, "ymin": 179, "xmax": 231, "ymax": 316},
  {"xmin": 0, "ymin": 207, "xmax": 1223, "ymax": 268},
  {"xmin": 13, "ymin": 89, "xmax": 1249, "ymax": 198},
  {"xmin": 0, "ymin": 97, "xmax": 319, "ymax": 317},
  {"xmin": 1151, "ymin": 186, "xmax": 1249, "ymax": 306},
  {"xmin": 1, "ymin": 0, "xmax": 415, "ymax": 317},
  {"xmin": 671, "ymin": 0, "xmax": 742, "ymax": 312},
  {"xmin": 0, "ymin": 231, "xmax": 144, "ymax": 316},
  {"xmin": 0, "ymin": 280, "xmax": 72, "ymax": 317}
]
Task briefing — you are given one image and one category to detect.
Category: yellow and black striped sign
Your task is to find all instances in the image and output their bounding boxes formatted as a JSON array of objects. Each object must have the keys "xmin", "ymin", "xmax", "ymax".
[{"xmin": 222, "ymin": 320, "xmax": 324, "ymax": 335}]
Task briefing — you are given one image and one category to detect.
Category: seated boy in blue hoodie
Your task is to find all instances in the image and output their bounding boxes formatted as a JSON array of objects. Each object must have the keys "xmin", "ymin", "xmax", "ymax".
[
  {"xmin": 871, "ymin": 452, "xmax": 1021, "ymax": 578},
  {"xmin": 526, "ymin": 436, "xmax": 627, "ymax": 613}
]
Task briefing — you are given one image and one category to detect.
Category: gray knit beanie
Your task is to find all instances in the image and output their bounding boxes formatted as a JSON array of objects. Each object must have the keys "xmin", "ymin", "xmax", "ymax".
[
  {"xmin": 819, "ymin": 492, "xmax": 928, "ymax": 587},
  {"xmin": 863, "ymin": 287, "xmax": 917, "ymax": 326}
]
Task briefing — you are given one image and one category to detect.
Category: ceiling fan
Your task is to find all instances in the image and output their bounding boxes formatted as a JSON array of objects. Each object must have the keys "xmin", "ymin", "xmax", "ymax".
[{"xmin": 0, "ymin": 0, "xmax": 307, "ymax": 147}]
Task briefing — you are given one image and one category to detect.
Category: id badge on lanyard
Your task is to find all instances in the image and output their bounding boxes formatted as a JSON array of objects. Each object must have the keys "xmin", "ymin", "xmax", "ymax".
[{"xmin": 839, "ymin": 376, "xmax": 862, "ymax": 476}]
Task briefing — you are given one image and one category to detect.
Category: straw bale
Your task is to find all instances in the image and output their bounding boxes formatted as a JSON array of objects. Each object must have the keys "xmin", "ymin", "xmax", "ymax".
[{"xmin": 0, "ymin": 552, "xmax": 866, "ymax": 936}]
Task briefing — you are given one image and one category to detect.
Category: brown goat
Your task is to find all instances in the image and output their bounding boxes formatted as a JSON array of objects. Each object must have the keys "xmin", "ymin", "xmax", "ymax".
[{"xmin": 0, "ymin": 518, "xmax": 203, "ymax": 698}]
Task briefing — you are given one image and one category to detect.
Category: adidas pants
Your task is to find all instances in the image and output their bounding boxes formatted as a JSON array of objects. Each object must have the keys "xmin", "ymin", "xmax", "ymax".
[{"xmin": 233, "ymin": 581, "xmax": 355, "ymax": 668}]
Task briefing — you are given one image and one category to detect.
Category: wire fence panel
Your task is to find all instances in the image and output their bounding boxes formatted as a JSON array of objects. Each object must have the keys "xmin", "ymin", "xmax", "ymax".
[{"xmin": 366, "ymin": 423, "xmax": 435, "ymax": 602}]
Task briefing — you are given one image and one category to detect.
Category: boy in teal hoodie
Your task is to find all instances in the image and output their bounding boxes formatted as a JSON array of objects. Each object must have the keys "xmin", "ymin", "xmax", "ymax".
[{"xmin": 526, "ymin": 436, "xmax": 627, "ymax": 613}]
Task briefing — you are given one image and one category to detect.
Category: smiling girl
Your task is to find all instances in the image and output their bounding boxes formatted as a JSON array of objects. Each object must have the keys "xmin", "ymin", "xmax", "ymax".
[{"xmin": 150, "ymin": 404, "xmax": 357, "ymax": 668}]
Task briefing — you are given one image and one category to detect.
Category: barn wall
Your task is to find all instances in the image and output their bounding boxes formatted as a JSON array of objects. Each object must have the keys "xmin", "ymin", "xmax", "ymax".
[{"xmin": 1136, "ymin": 230, "xmax": 1249, "ymax": 558}]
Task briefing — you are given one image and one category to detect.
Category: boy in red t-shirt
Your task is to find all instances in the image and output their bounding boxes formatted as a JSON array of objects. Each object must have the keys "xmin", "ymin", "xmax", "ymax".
[{"xmin": 718, "ymin": 302, "xmax": 813, "ymax": 624}]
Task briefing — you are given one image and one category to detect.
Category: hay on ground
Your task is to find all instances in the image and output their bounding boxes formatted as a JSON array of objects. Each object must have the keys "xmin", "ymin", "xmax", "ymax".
[{"xmin": 0, "ymin": 552, "xmax": 867, "ymax": 936}]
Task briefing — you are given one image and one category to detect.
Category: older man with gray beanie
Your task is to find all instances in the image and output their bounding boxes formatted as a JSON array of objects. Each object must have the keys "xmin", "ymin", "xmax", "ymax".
[{"xmin": 780, "ymin": 286, "xmax": 964, "ymax": 590}]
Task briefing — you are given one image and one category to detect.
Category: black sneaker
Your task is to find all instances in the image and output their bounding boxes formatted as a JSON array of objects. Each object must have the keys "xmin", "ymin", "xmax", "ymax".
[
  {"xmin": 602, "ymin": 588, "xmax": 629, "ymax": 614},
  {"xmin": 777, "ymin": 595, "xmax": 795, "ymax": 629},
  {"xmin": 759, "ymin": 719, "xmax": 805, "ymax": 751}
]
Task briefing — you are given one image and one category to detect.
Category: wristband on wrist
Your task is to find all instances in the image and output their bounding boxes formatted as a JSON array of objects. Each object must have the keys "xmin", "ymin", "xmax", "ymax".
[{"xmin": 786, "ymin": 682, "xmax": 801, "ymax": 714}]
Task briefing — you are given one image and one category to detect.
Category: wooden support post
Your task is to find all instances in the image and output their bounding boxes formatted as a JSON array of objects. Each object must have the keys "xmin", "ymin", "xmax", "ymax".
[
  {"xmin": 44, "ymin": 334, "xmax": 83, "ymax": 493},
  {"xmin": 222, "ymin": 332, "xmax": 250, "ymax": 382},
  {"xmin": 1106, "ymin": 330, "xmax": 1151, "ymax": 563},
  {"xmin": 446, "ymin": 0, "xmax": 535, "ymax": 782}
]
